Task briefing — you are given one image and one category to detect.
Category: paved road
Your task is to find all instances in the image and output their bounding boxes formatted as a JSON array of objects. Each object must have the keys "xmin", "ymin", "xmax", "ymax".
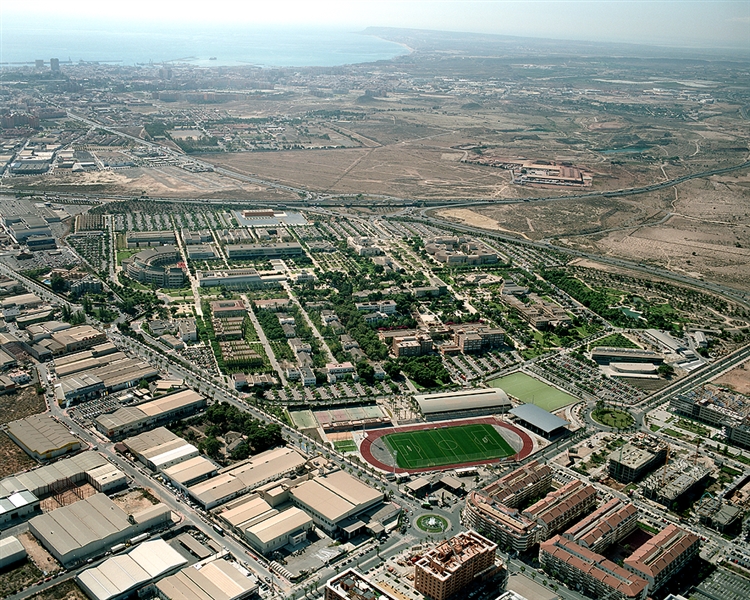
[
  {"xmin": 240, "ymin": 293, "xmax": 287, "ymax": 386},
  {"xmin": 406, "ymin": 213, "xmax": 750, "ymax": 309}
]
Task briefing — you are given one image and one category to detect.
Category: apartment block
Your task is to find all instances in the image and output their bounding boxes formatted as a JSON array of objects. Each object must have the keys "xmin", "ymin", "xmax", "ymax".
[
  {"xmin": 540, "ymin": 536, "xmax": 648, "ymax": 600},
  {"xmin": 624, "ymin": 525, "xmax": 700, "ymax": 594},
  {"xmin": 414, "ymin": 530, "xmax": 498, "ymax": 600},
  {"xmin": 562, "ymin": 498, "xmax": 639, "ymax": 553}
]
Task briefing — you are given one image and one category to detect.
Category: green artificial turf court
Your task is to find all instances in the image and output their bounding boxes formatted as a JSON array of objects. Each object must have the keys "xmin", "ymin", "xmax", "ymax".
[
  {"xmin": 488, "ymin": 372, "xmax": 577, "ymax": 411},
  {"xmin": 382, "ymin": 423, "xmax": 515, "ymax": 469},
  {"xmin": 333, "ymin": 440, "xmax": 358, "ymax": 453}
]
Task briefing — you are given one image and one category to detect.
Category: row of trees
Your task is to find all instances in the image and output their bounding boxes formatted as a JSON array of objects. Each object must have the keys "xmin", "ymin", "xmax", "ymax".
[
  {"xmin": 196, "ymin": 402, "xmax": 284, "ymax": 461},
  {"xmin": 398, "ymin": 355, "xmax": 451, "ymax": 388},
  {"xmin": 255, "ymin": 309, "xmax": 286, "ymax": 340}
]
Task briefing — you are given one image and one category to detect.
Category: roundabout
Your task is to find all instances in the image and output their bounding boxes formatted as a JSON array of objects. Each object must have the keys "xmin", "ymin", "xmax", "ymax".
[
  {"xmin": 591, "ymin": 405, "xmax": 635, "ymax": 429},
  {"xmin": 415, "ymin": 514, "xmax": 449, "ymax": 534}
]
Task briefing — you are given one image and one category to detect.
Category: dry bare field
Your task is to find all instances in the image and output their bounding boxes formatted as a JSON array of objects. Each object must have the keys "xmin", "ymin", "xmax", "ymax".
[
  {"xmin": 0, "ymin": 432, "xmax": 36, "ymax": 478},
  {"xmin": 0, "ymin": 387, "xmax": 46, "ymax": 425},
  {"xmin": 437, "ymin": 164, "xmax": 750, "ymax": 290},
  {"xmin": 10, "ymin": 166, "xmax": 298, "ymax": 201},
  {"xmin": 713, "ymin": 363, "xmax": 750, "ymax": 395},
  {"xmin": 209, "ymin": 144, "xmax": 518, "ymax": 199},
  {"xmin": 29, "ymin": 581, "xmax": 87, "ymax": 600}
]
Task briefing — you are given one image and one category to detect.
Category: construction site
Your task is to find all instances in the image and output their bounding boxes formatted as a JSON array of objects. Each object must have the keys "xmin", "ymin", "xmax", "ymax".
[{"xmin": 640, "ymin": 458, "xmax": 711, "ymax": 507}]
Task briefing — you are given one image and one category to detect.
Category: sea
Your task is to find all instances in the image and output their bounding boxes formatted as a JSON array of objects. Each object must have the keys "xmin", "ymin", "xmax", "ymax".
[{"xmin": 0, "ymin": 18, "xmax": 409, "ymax": 68}]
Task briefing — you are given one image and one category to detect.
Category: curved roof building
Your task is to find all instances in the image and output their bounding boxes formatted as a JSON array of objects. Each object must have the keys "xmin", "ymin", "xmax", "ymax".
[
  {"xmin": 123, "ymin": 246, "xmax": 185, "ymax": 288},
  {"xmin": 415, "ymin": 388, "xmax": 511, "ymax": 420}
]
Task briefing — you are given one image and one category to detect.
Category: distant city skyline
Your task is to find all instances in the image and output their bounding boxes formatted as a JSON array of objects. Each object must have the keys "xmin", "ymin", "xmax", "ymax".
[{"xmin": 1, "ymin": 1, "xmax": 748, "ymax": 50}]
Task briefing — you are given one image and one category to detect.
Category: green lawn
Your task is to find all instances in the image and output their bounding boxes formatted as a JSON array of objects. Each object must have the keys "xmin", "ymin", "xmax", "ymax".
[
  {"xmin": 592, "ymin": 407, "xmax": 634, "ymax": 429},
  {"xmin": 489, "ymin": 372, "xmax": 578, "ymax": 411},
  {"xmin": 116, "ymin": 248, "xmax": 140, "ymax": 264},
  {"xmin": 382, "ymin": 424, "xmax": 515, "ymax": 470}
]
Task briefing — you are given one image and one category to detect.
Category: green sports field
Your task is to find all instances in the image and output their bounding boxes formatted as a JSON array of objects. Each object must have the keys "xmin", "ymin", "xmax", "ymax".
[
  {"xmin": 382, "ymin": 424, "xmax": 515, "ymax": 470},
  {"xmin": 488, "ymin": 372, "xmax": 577, "ymax": 411}
]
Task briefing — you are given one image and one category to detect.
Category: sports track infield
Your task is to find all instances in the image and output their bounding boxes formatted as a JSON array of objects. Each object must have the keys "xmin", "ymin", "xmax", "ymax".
[{"xmin": 381, "ymin": 424, "xmax": 515, "ymax": 470}]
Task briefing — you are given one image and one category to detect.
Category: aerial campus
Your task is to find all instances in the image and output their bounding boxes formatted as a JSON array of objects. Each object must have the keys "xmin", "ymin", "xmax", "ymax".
[{"xmin": 0, "ymin": 25, "xmax": 750, "ymax": 600}]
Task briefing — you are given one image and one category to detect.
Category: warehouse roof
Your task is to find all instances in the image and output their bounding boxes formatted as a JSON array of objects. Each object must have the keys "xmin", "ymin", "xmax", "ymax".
[
  {"xmin": 292, "ymin": 480, "xmax": 353, "ymax": 522},
  {"xmin": 139, "ymin": 390, "xmax": 204, "ymax": 417},
  {"xmin": 149, "ymin": 443, "xmax": 199, "ymax": 470},
  {"xmin": 156, "ymin": 558, "xmax": 258, "ymax": 600},
  {"xmin": 219, "ymin": 495, "xmax": 275, "ymax": 530},
  {"xmin": 415, "ymin": 387, "xmax": 510, "ymax": 415},
  {"xmin": 76, "ymin": 539, "xmax": 188, "ymax": 600},
  {"xmin": 188, "ymin": 447, "xmax": 305, "ymax": 508},
  {"xmin": 290, "ymin": 470, "xmax": 382, "ymax": 524},
  {"xmin": 245, "ymin": 508, "xmax": 312, "ymax": 544},
  {"xmin": 124, "ymin": 427, "xmax": 181, "ymax": 456},
  {"xmin": 0, "ymin": 451, "xmax": 109, "ymax": 497},
  {"xmin": 29, "ymin": 494, "xmax": 132, "ymax": 561},
  {"xmin": 6, "ymin": 414, "xmax": 81, "ymax": 458},
  {"xmin": 0, "ymin": 536, "xmax": 26, "ymax": 562},
  {"xmin": 96, "ymin": 390, "xmax": 205, "ymax": 433},
  {"xmin": 509, "ymin": 404, "xmax": 569, "ymax": 433},
  {"xmin": 162, "ymin": 456, "xmax": 217, "ymax": 486}
]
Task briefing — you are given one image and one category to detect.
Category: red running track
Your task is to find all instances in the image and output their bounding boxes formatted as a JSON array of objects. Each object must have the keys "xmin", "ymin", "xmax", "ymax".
[{"xmin": 359, "ymin": 416, "xmax": 534, "ymax": 474}]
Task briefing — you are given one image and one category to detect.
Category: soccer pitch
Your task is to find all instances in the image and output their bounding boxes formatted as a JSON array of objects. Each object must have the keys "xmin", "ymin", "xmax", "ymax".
[
  {"xmin": 488, "ymin": 372, "xmax": 577, "ymax": 411},
  {"xmin": 382, "ymin": 424, "xmax": 515, "ymax": 470}
]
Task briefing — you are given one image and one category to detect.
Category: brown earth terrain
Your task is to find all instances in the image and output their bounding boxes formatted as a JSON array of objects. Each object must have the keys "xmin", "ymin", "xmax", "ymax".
[
  {"xmin": 437, "ymin": 166, "xmax": 750, "ymax": 291},
  {"xmin": 0, "ymin": 432, "xmax": 36, "ymax": 478},
  {"xmin": 0, "ymin": 387, "xmax": 46, "ymax": 425},
  {"xmin": 0, "ymin": 559, "xmax": 42, "ymax": 599},
  {"xmin": 112, "ymin": 488, "xmax": 162, "ymax": 513},
  {"xmin": 18, "ymin": 532, "xmax": 61, "ymax": 574},
  {"xmin": 713, "ymin": 362, "xmax": 750, "ymax": 395},
  {"xmin": 11, "ymin": 166, "xmax": 298, "ymax": 201},
  {"xmin": 29, "ymin": 581, "xmax": 87, "ymax": 600}
]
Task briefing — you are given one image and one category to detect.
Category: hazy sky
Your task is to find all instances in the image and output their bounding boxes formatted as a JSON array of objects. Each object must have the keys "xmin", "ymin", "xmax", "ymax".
[{"xmin": 2, "ymin": 1, "xmax": 749, "ymax": 49}]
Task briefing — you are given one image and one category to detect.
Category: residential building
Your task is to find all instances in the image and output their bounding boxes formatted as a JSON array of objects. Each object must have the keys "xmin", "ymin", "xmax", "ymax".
[
  {"xmin": 562, "ymin": 498, "xmax": 639, "ymax": 553},
  {"xmin": 392, "ymin": 333, "xmax": 433, "ymax": 357},
  {"xmin": 523, "ymin": 480, "xmax": 597, "ymax": 539},
  {"xmin": 414, "ymin": 530, "xmax": 498, "ymax": 600},
  {"xmin": 540, "ymin": 536, "xmax": 648, "ymax": 600},
  {"xmin": 325, "ymin": 569, "xmax": 399, "ymax": 600},
  {"xmin": 624, "ymin": 524, "xmax": 700, "ymax": 594}
]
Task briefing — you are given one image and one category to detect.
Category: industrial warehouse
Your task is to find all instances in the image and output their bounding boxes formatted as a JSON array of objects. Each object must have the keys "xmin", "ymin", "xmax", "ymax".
[
  {"xmin": 95, "ymin": 389, "xmax": 207, "ymax": 439},
  {"xmin": 156, "ymin": 555, "xmax": 259, "ymax": 600},
  {"xmin": 29, "ymin": 493, "xmax": 172, "ymax": 566},
  {"xmin": 76, "ymin": 539, "xmax": 188, "ymax": 600},
  {"xmin": 0, "ymin": 451, "xmax": 127, "ymax": 527},
  {"xmin": 187, "ymin": 446, "xmax": 307, "ymax": 509},
  {"xmin": 6, "ymin": 414, "xmax": 82, "ymax": 461}
]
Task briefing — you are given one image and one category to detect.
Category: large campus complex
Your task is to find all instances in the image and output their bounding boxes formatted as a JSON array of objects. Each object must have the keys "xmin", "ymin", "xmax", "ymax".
[{"xmin": 1, "ymin": 26, "xmax": 750, "ymax": 600}]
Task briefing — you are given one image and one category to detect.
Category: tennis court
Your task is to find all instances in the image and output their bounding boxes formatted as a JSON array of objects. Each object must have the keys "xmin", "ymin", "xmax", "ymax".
[{"xmin": 382, "ymin": 423, "xmax": 515, "ymax": 469}]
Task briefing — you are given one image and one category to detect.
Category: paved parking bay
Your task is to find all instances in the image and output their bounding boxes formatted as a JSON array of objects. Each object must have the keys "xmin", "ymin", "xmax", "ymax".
[{"xmin": 692, "ymin": 569, "xmax": 750, "ymax": 600}]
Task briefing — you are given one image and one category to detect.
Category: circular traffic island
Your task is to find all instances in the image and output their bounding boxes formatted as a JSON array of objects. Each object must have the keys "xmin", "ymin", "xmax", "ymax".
[
  {"xmin": 415, "ymin": 514, "xmax": 449, "ymax": 534},
  {"xmin": 591, "ymin": 406, "xmax": 635, "ymax": 429}
]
